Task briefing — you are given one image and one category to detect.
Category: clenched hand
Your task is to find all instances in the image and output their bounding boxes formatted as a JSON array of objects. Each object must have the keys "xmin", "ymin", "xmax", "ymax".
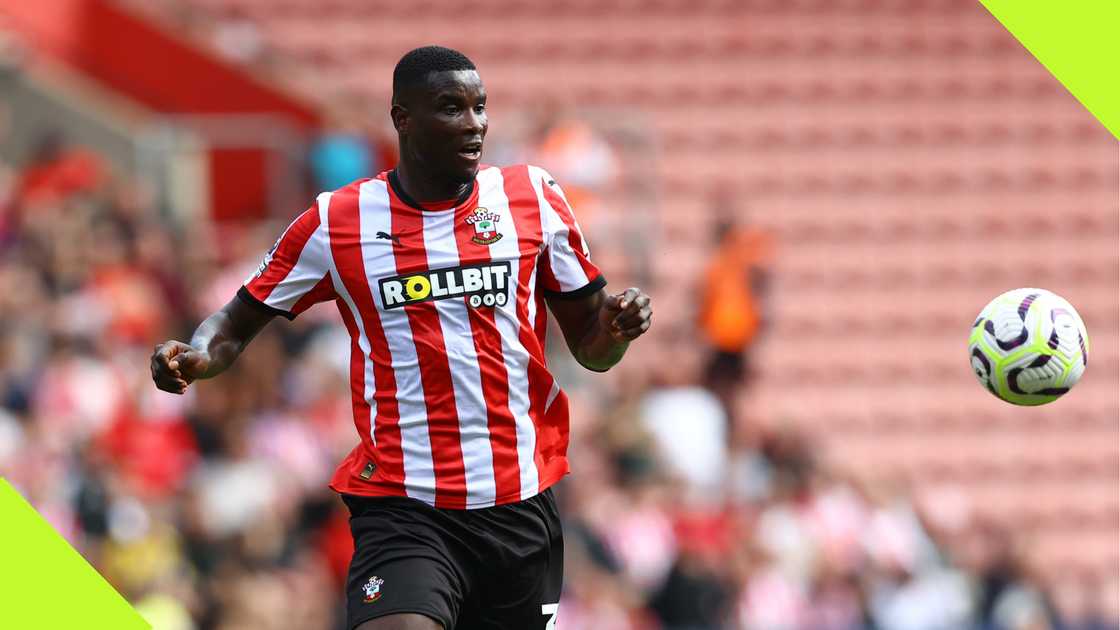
[
  {"xmin": 601, "ymin": 287, "xmax": 652, "ymax": 342},
  {"xmin": 150, "ymin": 341, "xmax": 211, "ymax": 394}
]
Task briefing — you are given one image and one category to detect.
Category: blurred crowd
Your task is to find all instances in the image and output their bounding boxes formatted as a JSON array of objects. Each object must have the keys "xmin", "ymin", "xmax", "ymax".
[{"xmin": 0, "ymin": 126, "xmax": 1116, "ymax": 630}]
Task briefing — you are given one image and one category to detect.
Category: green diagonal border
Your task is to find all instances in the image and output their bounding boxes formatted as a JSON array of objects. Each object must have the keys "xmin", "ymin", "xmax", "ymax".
[
  {"xmin": 0, "ymin": 479, "xmax": 151, "ymax": 630},
  {"xmin": 980, "ymin": 0, "xmax": 1120, "ymax": 140}
]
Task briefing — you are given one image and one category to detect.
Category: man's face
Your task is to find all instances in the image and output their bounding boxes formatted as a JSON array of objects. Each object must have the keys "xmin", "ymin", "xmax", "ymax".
[{"xmin": 397, "ymin": 70, "xmax": 488, "ymax": 186}]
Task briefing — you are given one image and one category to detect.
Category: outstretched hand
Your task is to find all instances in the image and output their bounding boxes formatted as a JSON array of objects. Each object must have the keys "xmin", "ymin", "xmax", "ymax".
[
  {"xmin": 150, "ymin": 341, "xmax": 211, "ymax": 395},
  {"xmin": 601, "ymin": 287, "xmax": 652, "ymax": 342}
]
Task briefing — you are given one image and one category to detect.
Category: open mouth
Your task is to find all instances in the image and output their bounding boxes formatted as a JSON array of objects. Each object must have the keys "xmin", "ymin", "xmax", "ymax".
[{"xmin": 458, "ymin": 142, "xmax": 482, "ymax": 160}]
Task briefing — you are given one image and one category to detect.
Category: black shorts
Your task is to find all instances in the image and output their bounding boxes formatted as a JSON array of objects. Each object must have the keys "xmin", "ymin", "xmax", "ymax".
[{"xmin": 342, "ymin": 488, "xmax": 563, "ymax": 630}]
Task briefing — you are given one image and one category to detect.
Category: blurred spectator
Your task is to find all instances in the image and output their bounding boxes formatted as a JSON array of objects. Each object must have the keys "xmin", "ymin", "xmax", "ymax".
[
  {"xmin": 1063, "ymin": 573, "xmax": 1120, "ymax": 630},
  {"xmin": 531, "ymin": 104, "xmax": 619, "ymax": 190},
  {"xmin": 650, "ymin": 551, "xmax": 734, "ymax": 629},
  {"xmin": 696, "ymin": 194, "xmax": 774, "ymax": 411},
  {"xmin": 530, "ymin": 105, "xmax": 620, "ymax": 229},
  {"xmin": 208, "ymin": 6, "xmax": 266, "ymax": 65},
  {"xmin": 649, "ymin": 512, "xmax": 737, "ymax": 629},
  {"xmin": 308, "ymin": 130, "xmax": 376, "ymax": 193},
  {"xmin": 308, "ymin": 99, "xmax": 388, "ymax": 193},
  {"xmin": 14, "ymin": 131, "xmax": 107, "ymax": 206},
  {"xmin": 639, "ymin": 382, "xmax": 728, "ymax": 505},
  {"xmin": 973, "ymin": 528, "xmax": 1063, "ymax": 630}
]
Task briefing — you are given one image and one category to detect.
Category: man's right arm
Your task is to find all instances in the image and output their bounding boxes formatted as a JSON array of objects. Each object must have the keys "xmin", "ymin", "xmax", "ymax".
[{"xmin": 150, "ymin": 295, "xmax": 275, "ymax": 394}]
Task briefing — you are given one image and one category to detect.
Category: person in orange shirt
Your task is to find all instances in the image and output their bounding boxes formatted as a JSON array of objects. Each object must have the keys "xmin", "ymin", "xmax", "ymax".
[{"xmin": 697, "ymin": 209, "xmax": 774, "ymax": 410}]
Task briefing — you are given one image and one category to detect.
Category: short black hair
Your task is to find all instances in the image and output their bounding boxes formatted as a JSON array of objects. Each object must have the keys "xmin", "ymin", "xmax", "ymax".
[{"xmin": 392, "ymin": 46, "xmax": 476, "ymax": 102}]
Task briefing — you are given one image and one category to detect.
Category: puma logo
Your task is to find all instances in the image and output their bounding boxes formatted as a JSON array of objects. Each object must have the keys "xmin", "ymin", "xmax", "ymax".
[{"xmin": 376, "ymin": 231, "xmax": 401, "ymax": 245}]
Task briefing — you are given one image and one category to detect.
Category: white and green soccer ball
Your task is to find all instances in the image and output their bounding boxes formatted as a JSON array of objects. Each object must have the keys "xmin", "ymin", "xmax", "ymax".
[{"xmin": 968, "ymin": 288, "xmax": 1089, "ymax": 406}]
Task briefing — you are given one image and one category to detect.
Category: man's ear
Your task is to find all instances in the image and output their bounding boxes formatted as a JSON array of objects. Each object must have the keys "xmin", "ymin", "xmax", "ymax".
[{"xmin": 390, "ymin": 103, "xmax": 409, "ymax": 135}]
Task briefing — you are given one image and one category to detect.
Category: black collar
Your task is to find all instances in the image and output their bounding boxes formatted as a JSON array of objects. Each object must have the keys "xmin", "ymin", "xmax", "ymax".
[{"xmin": 388, "ymin": 169, "xmax": 475, "ymax": 212}]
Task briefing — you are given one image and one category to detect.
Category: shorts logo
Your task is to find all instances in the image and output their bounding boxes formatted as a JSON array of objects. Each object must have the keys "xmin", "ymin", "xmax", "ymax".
[
  {"xmin": 362, "ymin": 576, "xmax": 384, "ymax": 603},
  {"xmin": 379, "ymin": 261, "xmax": 512, "ymax": 310},
  {"xmin": 466, "ymin": 207, "xmax": 503, "ymax": 245}
]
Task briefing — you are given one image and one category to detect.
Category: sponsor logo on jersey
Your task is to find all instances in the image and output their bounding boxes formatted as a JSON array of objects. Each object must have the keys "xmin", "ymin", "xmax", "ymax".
[
  {"xmin": 362, "ymin": 576, "xmax": 384, "ymax": 603},
  {"xmin": 466, "ymin": 207, "xmax": 503, "ymax": 245},
  {"xmin": 378, "ymin": 261, "xmax": 511, "ymax": 310}
]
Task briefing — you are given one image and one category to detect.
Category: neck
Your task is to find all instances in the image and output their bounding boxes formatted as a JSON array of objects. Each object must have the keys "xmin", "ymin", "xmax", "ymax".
[{"xmin": 394, "ymin": 158, "xmax": 472, "ymax": 203}]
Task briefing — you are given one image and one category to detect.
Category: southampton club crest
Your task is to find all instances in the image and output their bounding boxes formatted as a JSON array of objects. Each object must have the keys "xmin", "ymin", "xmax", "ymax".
[
  {"xmin": 362, "ymin": 576, "xmax": 384, "ymax": 604},
  {"xmin": 466, "ymin": 207, "xmax": 503, "ymax": 245}
]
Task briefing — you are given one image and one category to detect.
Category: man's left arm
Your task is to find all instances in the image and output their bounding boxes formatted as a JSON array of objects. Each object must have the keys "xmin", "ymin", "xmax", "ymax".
[{"xmin": 546, "ymin": 287, "xmax": 652, "ymax": 372}]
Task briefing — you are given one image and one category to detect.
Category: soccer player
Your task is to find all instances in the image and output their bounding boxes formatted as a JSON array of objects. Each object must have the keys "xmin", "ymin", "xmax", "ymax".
[{"xmin": 150, "ymin": 46, "xmax": 652, "ymax": 630}]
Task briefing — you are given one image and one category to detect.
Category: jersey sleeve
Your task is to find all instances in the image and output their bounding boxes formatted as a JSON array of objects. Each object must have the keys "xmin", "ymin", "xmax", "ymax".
[
  {"xmin": 239, "ymin": 198, "xmax": 336, "ymax": 319},
  {"xmin": 531, "ymin": 167, "xmax": 606, "ymax": 299}
]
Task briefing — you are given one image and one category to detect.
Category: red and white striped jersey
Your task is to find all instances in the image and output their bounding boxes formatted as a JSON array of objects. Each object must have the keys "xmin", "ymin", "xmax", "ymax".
[{"xmin": 240, "ymin": 165, "xmax": 604, "ymax": 509}]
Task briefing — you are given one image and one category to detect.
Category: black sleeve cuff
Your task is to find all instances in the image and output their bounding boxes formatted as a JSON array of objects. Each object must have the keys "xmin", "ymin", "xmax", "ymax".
[
  {"xmin": 237, "ymin": 286, "xmax": 296, "ymax": 320},
  {"xmin": 543, "ymin": 274, "xmax": 607, "ymax": 300}
]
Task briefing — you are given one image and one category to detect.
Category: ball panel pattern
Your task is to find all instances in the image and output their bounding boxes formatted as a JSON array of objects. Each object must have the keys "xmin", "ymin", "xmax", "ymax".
[{"xmin": 966, "ymin": 288, "xmax": 1089, "ymax": 406}]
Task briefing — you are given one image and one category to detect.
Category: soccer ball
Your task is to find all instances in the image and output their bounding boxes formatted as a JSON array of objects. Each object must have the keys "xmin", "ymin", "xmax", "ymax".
[{"xmin": 968, "ymin": 288, "xmax": 1089, "ymax": 406}]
